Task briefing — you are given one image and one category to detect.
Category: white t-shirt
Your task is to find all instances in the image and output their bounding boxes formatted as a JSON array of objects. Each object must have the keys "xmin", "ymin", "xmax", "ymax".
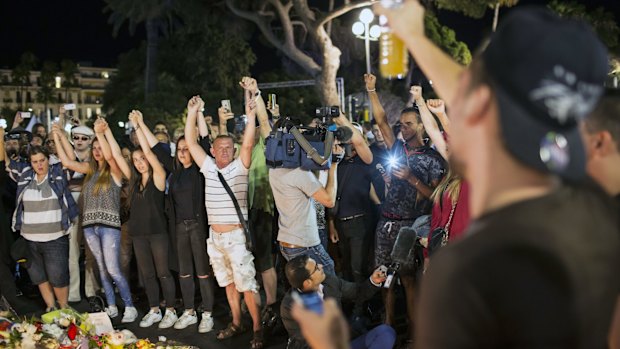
[{"xmin": 200, "ymin": 157, "xmax": 249, "ymax": 225}]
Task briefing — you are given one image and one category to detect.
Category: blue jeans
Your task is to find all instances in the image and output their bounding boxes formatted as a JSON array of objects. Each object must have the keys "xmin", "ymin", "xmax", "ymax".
[
  {"xmin": 83, "ymin": 225, "xmax": 133, "ymax": 308},
  {"xmin": 351, "ymin": 324, "xmax": 396, "ymax": 349},
  {"xmin": 279, "ymin": 244, "xmax": 335, "ymax": 276}
]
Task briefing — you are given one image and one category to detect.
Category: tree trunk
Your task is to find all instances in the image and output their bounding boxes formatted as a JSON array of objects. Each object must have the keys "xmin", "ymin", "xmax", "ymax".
[
  {"xmin": 316, "ymin": 45, "xmax": 341, "ymax": 107},
  {"xmin": 144, "ymin": 18, "xmax": 159, "ymax": 102},
  {"xmin": 492, "ymin": 2, "xmax": 500, "ymax": 32}
]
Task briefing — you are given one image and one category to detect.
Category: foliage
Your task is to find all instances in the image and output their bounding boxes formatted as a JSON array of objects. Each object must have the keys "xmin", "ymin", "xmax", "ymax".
[
  {"xmin": 11, "ymin": 52, "xmax": 38, "ymax": 109},
  {"xmin": 548, "ymin": 0, "xmax": 619, "ymax": 52},
  {"xmin": 425, "ymin": 13, "xmax": 472, "ymax": 65},
  {"xmin": 433, "ymin": 0, "xmax": 519, "ymax": 19},
  {"xmin": 36, "ymin": 61, "xmax": 58, "ymax": 107}
]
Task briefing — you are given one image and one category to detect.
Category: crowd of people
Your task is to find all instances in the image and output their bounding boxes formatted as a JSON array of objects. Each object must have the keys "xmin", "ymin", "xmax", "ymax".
[{"xmin": 1, "ymin": 2, "xmax": 619, "ymax": 349}]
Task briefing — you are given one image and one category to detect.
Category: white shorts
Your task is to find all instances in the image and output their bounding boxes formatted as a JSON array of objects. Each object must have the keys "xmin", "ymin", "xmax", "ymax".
[{"xmin": 207, "ymin": 227, "xmax": 259, "ymax": 293}]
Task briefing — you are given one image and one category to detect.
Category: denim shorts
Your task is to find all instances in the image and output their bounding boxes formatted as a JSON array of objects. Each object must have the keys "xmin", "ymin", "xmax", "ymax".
[
  {"xmin": 279, "ymin": 243, "xmax": 335, "ymax": 276},
  {"xmin": 27, "ymin": 235, "xmax": 70, "ymax": 287}
]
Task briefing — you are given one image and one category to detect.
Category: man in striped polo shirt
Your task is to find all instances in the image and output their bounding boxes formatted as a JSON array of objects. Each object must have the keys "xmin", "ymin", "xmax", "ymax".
[{"xmin": 185, "ymin": 86, "xmax": 264, "ymax": 347}]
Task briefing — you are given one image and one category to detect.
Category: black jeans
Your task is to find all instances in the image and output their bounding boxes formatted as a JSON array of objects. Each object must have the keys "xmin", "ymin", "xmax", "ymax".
[
  {"xmin": 132, "ymin": 234, "xmax": 176, "ymax": 308},
  {"xmin": 176, "ymin": 220, "xmax": 214, "ymax": 311},
  {"xmin": 335, "ymin": 215, "xmax": 372, "ymax": 283}
]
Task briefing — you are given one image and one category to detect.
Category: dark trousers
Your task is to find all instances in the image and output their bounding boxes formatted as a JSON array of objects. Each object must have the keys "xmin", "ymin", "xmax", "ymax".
[
  {"xmin": 176, "ymin": 220, "xmax": 214, "ymax": 312},
  {"xmin": 132, "ymin": 234, "xmax": 176, "ymax": 308},
  {"xmin": 335, "ymin": 215, "xmax": 372, "ymax": 282}
]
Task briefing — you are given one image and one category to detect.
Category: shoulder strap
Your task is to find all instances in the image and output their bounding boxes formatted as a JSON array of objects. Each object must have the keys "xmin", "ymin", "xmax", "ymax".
[
  {"xmin": 216, "ymin": 171, "xmax": 252, "ymax": 250},
  {"xmin": 444, "ymin": 199, "xmax": 458, "ymax": 235}
]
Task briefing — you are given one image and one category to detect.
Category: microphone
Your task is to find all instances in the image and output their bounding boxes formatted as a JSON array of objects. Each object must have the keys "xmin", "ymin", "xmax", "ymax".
[{"xmin": 333, "ymin": 126, "xmax": 353, "ymax": 143}]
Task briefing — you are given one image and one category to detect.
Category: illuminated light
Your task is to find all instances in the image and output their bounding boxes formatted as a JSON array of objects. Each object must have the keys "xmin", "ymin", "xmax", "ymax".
[
  {"xmin": 55, "ymin": 76, "xmax": 61, "ymax": 88},
  {"xmin": 369, "ymin": 25, "xmax": 381, "ymax": 39},
  {"xmin": 359, "ymin": 9, "xmax": 374, "ymax": 24},
  {"xmin": 102, "ymin": 71, "xmax": 109, "ymax": 79},
  {"xmin": 118, "ymin": 121, "xmax": 125, "ymax": 128},
  {"xmin": 352, "ymin": 22, "xmax": 365, "ymax": 36}
]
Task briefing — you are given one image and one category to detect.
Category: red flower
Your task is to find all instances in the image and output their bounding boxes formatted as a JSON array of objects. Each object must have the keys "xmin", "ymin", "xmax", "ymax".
[
  {"xmin": 67, "ymin": 323, "xmax": 78, "ymax": 340},
  {"xmin": 97, "ymin": 341, "xmax": 103, "ymax": 346}
]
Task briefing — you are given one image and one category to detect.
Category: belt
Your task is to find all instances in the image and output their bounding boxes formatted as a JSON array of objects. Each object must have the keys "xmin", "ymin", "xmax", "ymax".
[
  {"xmin": 279, "ymin": 241, "xmax": 305, "ymax": 249},
  {"xmin": 382, "ymin": 212, "xmax": 414, "ymax": 221},
  {"xmin": 338, "ymin": 213, "xmax": 365, "ymax": 222}
]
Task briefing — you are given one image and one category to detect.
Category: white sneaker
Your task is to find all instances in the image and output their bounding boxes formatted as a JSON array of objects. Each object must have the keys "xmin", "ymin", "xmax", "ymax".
[
  {"xmin": 106, "ymin": 305, "xmax": 119, "ymax": 318},
  {"xmin": 173, "ymin": 310, "xmax": 198, "ymax": 329},
  {"xmin": 121, "ymin": 307, "xmax": 138, "ymax": 323},
  {"xmin": 158, "ymin": 309, "xmax": 178, "ymax": 329},
  {"xmin": 140, "ymin": 309, "xmax": 162, "ymax": 328},
  {"xmin": 198, "ymin": 312, "xmax": 214, "ymax": 333}
]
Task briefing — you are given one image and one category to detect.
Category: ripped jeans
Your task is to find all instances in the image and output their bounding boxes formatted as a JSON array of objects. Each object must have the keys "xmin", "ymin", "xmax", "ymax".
[{"xmin": 83, "ymin": 225, "xmax": 133, "ymax": 308}]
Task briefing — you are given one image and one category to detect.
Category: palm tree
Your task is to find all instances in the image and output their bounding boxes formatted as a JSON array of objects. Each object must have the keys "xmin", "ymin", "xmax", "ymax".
[
  {"xmin": 60, "ymin": 59, "xmax": 79, "ymax": 103},
  {"xmin": 11, "ymin": 52, "xmax": 38, "ymax": 110},
  {"xmin": 37, "ymin": 61, "xmax": 58, "ymax": 119},
  {"xmin": 103, "ymin": 0, "xmax": 179, "ymax": 102}
]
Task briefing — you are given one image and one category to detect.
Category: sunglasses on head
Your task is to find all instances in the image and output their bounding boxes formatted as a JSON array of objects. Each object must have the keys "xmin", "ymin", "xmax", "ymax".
[{"xmin": 73, "ymin": 136, "xmax": 90, "ymax": 141}]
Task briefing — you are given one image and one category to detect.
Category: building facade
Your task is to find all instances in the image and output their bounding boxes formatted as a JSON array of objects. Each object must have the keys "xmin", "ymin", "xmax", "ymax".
[{"xmin": 0, "ymin": 64, "xmax": 116, "ymax": 123}]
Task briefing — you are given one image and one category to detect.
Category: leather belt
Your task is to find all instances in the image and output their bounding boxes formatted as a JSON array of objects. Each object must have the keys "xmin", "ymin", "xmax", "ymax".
[
  {"xmin": 279, "ymin": 241, "xmax": 305, "ymax": 249},
  {"xmin": 338, "ymin": 213, "xmax": 365, "ymax": 222}
]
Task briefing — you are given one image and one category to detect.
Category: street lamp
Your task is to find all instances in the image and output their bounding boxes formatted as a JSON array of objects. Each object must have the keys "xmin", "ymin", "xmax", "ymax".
[{"xmin": 352, "ymin": 9, "xmax": 381, "ymax": 74}]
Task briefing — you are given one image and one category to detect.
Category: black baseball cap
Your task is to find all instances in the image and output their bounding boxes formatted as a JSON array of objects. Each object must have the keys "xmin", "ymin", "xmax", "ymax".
[{"xmin": 483, "ymin": 7, "xmax": 608, "ymax": 180}]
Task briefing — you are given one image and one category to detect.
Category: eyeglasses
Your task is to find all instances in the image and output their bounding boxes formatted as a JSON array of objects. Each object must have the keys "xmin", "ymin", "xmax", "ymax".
[
  {"xmin": 307, "ymin": 262, "xmax": 320, "ymax": 279},
  {"xmin": 73, "ymin": 136, "xmax": 90, "ymax": 141}
]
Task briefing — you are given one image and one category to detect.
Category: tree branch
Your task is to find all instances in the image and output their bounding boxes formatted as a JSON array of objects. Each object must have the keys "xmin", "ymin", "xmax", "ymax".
[{"xmin": 317, "ymin": 0, "xmax": 375, "ymax": 28}]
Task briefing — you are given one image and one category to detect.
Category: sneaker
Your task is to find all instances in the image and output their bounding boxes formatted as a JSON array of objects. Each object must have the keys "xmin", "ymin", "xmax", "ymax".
[
  {"xmin": 174, "ymin": 310, "xmax": 198, "ymax": 330},
  {"xmin": 198, "ymin": 312, "xmax": 214, "ymax": 333},
  {"xmin": 106, "ymin": 305, "xmax": 119, "ymax": 318},
  {"xmin": 158, "ymin": 309, "xmax": 178, "ymax": 329},
  {"xmin": 139, "ymin": 309, "xmax": 162, "ymax": 328},
  {"xmin": 121, "ymin": 307, "xmax": 138, "ymax": 323}
]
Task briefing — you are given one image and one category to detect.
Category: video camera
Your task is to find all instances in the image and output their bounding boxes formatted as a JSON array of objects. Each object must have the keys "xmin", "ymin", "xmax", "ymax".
[{"xmin": 265, "ymin": 106, "xmax": 353, "ymax": 171}]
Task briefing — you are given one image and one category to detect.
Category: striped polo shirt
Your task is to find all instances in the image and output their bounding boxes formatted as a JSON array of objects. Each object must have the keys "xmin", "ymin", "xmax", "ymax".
[
  {"xmin": 20, "ymin": 177, "xmax": 65, "ymax": 242},
  {"xmin": 200, "ymin": 157, "xmax": 249, "ymax": 225}
]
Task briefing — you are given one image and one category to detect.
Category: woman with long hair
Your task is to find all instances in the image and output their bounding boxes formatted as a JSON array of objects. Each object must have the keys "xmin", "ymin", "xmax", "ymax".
[
  {"xmin": 126, "ymin": 110, "xmax": 178, "ymax": 329},
  {"xmin": 131, "ymin": 105, "xmax": 216, "ymax": 333},
  {"xmin": 52, "ymin": 119, "xmax": 137, "ymax": 322}
]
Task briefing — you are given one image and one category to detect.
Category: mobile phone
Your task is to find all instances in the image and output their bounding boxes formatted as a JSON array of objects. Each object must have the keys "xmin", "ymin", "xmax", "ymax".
[
  {"xmin": 268, "ymin": 94, "xmax": 276, "ymax": 108},
  {"xmin": 221, "ymin": 100, "xmax": 231, "ymax": 113},
  {"xmin": 20, "ymin": 112, "xmax": 31, "ymax": 119},
  {"xmin": 234, "ymin": 115, "xmax": 247, "ymax": 134},
  {"xmin": 291, "ymin": 291, "xmax": 323, "ymax": 315},
  {"xmin": 64, "ymin": 103, "xmax": 76, "ymax": 111}
]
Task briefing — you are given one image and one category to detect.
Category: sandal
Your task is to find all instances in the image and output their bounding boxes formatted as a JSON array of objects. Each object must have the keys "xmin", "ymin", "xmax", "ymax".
[
  {"xmin": 250, "ymin": 329, "xmax": 265, "ymax": 349},
  {"xmin": 216, "ymin": 322, "xmax": 246, "ymax": 340}
]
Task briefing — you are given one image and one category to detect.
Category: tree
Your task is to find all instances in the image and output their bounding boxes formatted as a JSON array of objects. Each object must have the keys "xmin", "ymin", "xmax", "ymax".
[
  {"xmin": 226, "ymin": 0, "xmax": 377, "ymax": 106},
  {"xmin": 37, "ymin": 61, "xmax": 58, "ymax": 118},
  {"xmin": 425, "ymin": 14, "xmax": 472, "ymax": 65},
  {"xmin": 104, "ymin": 0, "xmax": 179, "ymax": 102},
  {"xmin": 11, "ymin": 52, "xmax": 38, "ymax": 110},
  {"xmin": 433, "ymin": 0, "xmax": 519, "ymax": 31},
  {"xmin": 59, "ymin": 59, "xmax": 79, "ymax": 104}
]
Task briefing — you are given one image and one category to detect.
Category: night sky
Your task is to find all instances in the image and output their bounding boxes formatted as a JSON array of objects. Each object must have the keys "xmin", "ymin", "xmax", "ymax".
[{"xmin": 1, "ymin": 0, "xmax": 618, "ymax": 70}]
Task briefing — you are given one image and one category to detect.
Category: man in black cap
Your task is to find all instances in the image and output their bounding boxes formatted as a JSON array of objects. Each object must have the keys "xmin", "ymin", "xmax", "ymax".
[{"xmin": 376, "ymin": 1, "xmax": 619, "ymax": 348}]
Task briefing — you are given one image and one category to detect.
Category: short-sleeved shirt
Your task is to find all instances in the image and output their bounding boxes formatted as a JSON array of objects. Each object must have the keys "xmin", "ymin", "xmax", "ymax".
[
  {"xmin": 382, "ymin": 140, "xmax": 446, "ymax": 219},
  {"xmin": 416, "ymin": 184, "xmax": 620, "ymax": 348},
  {"xmin": 269, "ymin": 167, "xmax": 323, "ymax": 247},
  {"xmin": 21, "ymin": 177, "xmax": 64, "ymax": 242},
  {"xmin": 200, "ymin": 157, "xmax": 249, "ymax": 225}
]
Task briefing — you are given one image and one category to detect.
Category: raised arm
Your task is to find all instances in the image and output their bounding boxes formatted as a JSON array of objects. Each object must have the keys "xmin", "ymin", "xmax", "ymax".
[
  {"xmin": 365, "ymin": 74, "xmax": 395, "ymax": 149},
  {"xmin": 411, "ymin": 86, "xmax": 448, "ymax": 160},
  {"xmin": 196, "ymin": 99, "xmax": 210, "ymax": 138},
  {"xmin": 130, "ymin": 110, "xmax": 166, "ymax": 190},
  {"xmin": 102, "ymin": 125, "xmax": 131, "ymax": 179},
  {"xmin": 374, "ymin": 1, "xmax": 463, "ymax": 105},
  {"xmin": 52, "ymin": 123, "xmax": 89, "ymax": 174},
  {"xmin": 239, "ymin": 85, "xmax": 257, "ymax": 169},
  {"xmin": 185, "ymin": 96, "xmax": 208, "ymax": 167},
  {"xmin": 217, "ymin": 105, "xmax": 234, "ymax": 137},
  {"xmin": 425, "ymin": 98, "xmax": 449, "ymax": 160},
  {"xmin": 240, "ymin": 77, "xmax": 272, "ymax": 139},
  {"xmin": 93, "ymin": 118, "xmax": 123, "ymax": 183},
  {"xmin": 134, "ymin": 112, "xmax": 159, "ymax": 148}
]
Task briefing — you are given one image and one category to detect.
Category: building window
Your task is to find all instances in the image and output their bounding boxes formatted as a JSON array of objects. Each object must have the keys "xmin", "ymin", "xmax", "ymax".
[{"xmin": 86, "ymin": 108, "xmax": 92, "ymax": 118}]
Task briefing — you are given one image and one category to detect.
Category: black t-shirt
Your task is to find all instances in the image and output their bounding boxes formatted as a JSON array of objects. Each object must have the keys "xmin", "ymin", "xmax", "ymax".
[
  {"xmin": 416, "ymin": 184, "xmax": 620, "ymax": 349},
  {"xmin": 370, "ymin": 143, "xmax": 389, "ymax": 201},
  {"xmin": 170, "ymin": 167, "xmax": 199, "ymax": 221},
  {"xmin": 336, "ymin": 155, "xmax": 373, "ymax": 219}
]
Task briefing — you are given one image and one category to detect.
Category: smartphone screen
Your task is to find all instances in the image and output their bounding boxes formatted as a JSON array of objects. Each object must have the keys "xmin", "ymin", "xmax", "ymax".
[{"xmin": 221, "ymin": 99, "xmax": 231, "ymax": 113}]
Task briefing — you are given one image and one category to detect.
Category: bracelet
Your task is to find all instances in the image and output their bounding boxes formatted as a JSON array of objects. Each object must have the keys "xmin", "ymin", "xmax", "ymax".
[
  {"xmin": 414, "ymin": 179, "xmax": 420, "ymax": 186},
  {"xmin": 366, "ymin": 88, "xmax": 376, "ymax": 92}
]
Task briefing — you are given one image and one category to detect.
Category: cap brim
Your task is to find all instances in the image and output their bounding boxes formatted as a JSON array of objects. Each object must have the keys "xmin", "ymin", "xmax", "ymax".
[{"xmin": 495, "ymin": 86, "xmax": 586, "ymax": 181}]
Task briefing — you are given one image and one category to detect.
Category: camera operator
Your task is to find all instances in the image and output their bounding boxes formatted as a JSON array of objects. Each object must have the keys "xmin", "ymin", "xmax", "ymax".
[
  {"xmin": 366, "ymin": 73, "xmax": 446, "ymax": 339},
  {"xmin": 281, "ymin": 254, "xmax": 395, "ymax": 349}
]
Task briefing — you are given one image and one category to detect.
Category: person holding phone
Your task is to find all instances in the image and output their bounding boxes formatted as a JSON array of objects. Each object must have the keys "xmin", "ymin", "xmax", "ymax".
[{"xmin": 281, "ymin": 254, "xmax": 394, "ymax": 349}]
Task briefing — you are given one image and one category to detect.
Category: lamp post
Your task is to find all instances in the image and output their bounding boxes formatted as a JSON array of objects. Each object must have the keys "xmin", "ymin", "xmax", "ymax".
[{"xmin": 352, "ymin": 9, "xmax": 381, "ymax": 74}]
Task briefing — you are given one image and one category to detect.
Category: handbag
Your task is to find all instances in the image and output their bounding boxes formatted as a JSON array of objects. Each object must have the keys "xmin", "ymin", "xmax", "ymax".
[
  {"xmin": 427, "ymin": 198, "xmax": 457, "ymax": 256},
  {"xmin": 216, "ymin": 171, "xmax": 255, "ymax": 252}
]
